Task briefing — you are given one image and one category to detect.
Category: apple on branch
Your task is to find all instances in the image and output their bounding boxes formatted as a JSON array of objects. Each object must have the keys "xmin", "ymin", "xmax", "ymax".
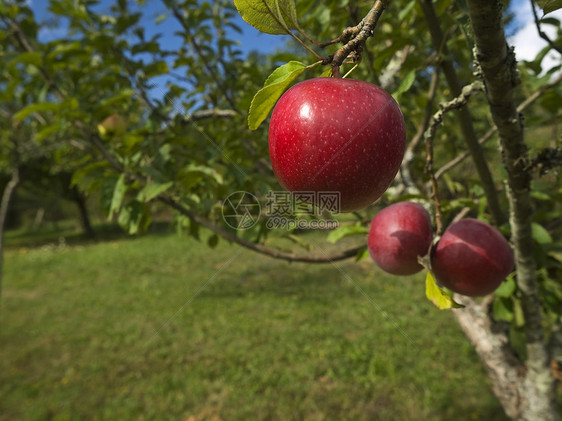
[
  {"xmin": 368, "ymin": 202, "xmax": 433, "ymax": 276},
  {"xmin": 268, "ymin": 77, "xmax": 406, "ymax": 212},
  {"xmin": 431, "ymin": 218, "xmax": 515, "ymax": 297}
]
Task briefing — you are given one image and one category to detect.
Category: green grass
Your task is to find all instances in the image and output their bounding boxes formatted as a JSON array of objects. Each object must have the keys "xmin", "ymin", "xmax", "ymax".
[{"xmin": 1, "ymin": 225, "xmax": 507, "ymax": 420}]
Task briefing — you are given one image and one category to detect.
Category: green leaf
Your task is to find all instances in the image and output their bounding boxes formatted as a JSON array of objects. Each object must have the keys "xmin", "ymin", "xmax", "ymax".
[
  {"xmin": 71, "ymin": 162, "xmax": 109, "ymax": 189},
  {"xmin": 425, "ymin": 271, "xmax": 464, "ymax": 309},
  {"xmin": 233, "ymin": 0, "xmax": 299, "ymax": 35},
  {"xmin": 118, "ymin": 201, "xmax": 151, "ymax": 235},
  {"xmin": 530, "ymin": 190, "xmax": 552, "ymax": 201},
  {"xmin": 513, "ymin": 298, "xmax": 525, "ymax": 327},
  {"xmin": 355, "ymin": 247, "xmax": 369, "ymax": 262},
  {"xmin": 536, "ymin": 0, "xmax": 562, "ymax": 14},
  {"xmin": 207, "ymin": 234, "xmax": 219, "ymax": 248},
  {"xmin": 136, "ymin": 182, "xmax": 173, "ymax": 202},
  {"xmin": 144, "ymin": 61, "xmax": 169, "ymax": 78},
  {"xmin": 541, "ymin": 17, "xmax": 561, "ymax": 25},
  {"xmin": 100, "ymin": 88, "xmax": 136, "ymax": 107},
  {"xmin": 177, "ymin": 165, "xmax": 224, "ymax": 190},
  {"xmin": 13, "ymin": 102, "xmax": 60, "ymax": 121},
  {"xmin": 155, "ymin": 13, "xmax": 168, "ymax": 24},
  {"xmin": 494, "ymin": 275, "xmax": 516, "ymax": 298},
  {"xmin": 284, "ymin": 233, "xmax": 313, "ymax": 250},
  {"xmin": 532, "ymin": 222, "xmax": 552, "ymax": 245},
  {"xmin": 62, "ymin": 97, "xmax": 79, "ymax": 111},
  {"xmin": 392, "ymin": 70, "xmax": 415, "ymax": 101},
  {"xmin": 109, "ymin": 174, "xmax": 127, "ymax": 219},
  {"xmin": 326, "ymin": 224, "xmax": 368, "ymax": 244},
  {"xmin": 8, "ymin": 51, "xmax": 42, "ymax": 68},
  {"xmin": 493, "ymin": 297, "xmax": 514, "ymax": 322},
  {"xmin": 35, "ymin": 124, "xmax": 61, "ymax": 143},
  {"xmin": 398, "ymin": 0, "xmax": 416, "ymax": 21},
  {"xmin": 46, "ymin": 41, "xmax": 84, "ymax": 60},
  {"xmin": 248, "ymin": 61, "xmax": 316, "ymax": 130}
]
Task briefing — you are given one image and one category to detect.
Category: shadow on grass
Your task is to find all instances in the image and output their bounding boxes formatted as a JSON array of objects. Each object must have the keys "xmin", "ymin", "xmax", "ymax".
[{"xmin": 4, "ymin": 220, "xmax": 175, "ymax": 250}]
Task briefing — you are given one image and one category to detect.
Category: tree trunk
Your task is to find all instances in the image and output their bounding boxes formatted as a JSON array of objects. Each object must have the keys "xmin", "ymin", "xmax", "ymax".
[
  {"xmin": 0, "ymin": 167, "xmax": 20, "ymax": 298},
  {"xmin": 462, "ymin": 1, "xmax": 558, "ymax": 420},
  {"xmin": 72, "ymin": 187, "xmax": 95, "ymax": 238},
  {"xmin": 453, "ymin": 296, "xmax": 527, "ymax": 419},
  {"xmin": 418, "ymin": 0, "xmax": 507, "ymax": 226}
]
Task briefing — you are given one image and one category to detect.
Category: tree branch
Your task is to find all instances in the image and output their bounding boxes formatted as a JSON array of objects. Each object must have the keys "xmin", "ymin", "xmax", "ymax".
[
  {"xmin": 433, "ymin": 72, "xmax": 562, "ymax": 182},
  {"xmin": 530, "ymin": 0, "xmax": 562, "ymax": 55},
  {"xmin": 399, "ymin": 69, "xmax": 440, "ymax": 193},
  {"xmin": 158, "ymin": 195, "xmax": 364, "ymax": 264},
  {"xmin": 170, "ymin": 6, "xmax": 240, "ymax": 112},
  {"xmin": 83, "ymin": 129, "xmax": 363, "ymax": 264},
  {"xmin": 186, "ymin": 109, "xmax": 238, "ymax": 122},
  {"xmin": 5, "ymin": 17, "xmax": 66, "ymax": 99},
  {"xmin": 423, "ymin": 81, "xmax": 486, "ymax": 234},
  {"xmin": 418, "ymin": 0, "xmax": 507, "ymax": 226},
  {"xmin": 453, "ymin": 295, "xmax": 526, "ymax": 419},
  {"xmin": 326, "ymin": 0, "xmax": 387, "ymax": 77}
]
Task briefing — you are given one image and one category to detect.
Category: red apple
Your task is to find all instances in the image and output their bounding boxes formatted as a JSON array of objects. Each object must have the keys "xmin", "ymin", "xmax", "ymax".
[
  {"xmin": 268, "ymin": 77, "xmax": 406, "ymax": 212},
  {"xmin": 431, "ymin": 218, "xmax": 514, "ymax": 297},
  {"xmin": 368, "ymin": 202, "xmax": 433, "ymax": 275}
]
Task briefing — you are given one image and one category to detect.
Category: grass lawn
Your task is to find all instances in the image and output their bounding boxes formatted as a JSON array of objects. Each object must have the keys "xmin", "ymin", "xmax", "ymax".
[{"xmin": 1, "ymin": 224, "xmax": 507, "ymax": 420}]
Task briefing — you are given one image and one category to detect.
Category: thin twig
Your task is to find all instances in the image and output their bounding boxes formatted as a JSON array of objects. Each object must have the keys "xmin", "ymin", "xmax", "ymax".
[
  {"xmin": 530, "ymin": 0, "xmax": 562, "ymax": 55},
  {"xmin": 5, "ymin": 18, "xmax": 65, "ymax": 99},
  {"xmin": 433, "ymin": 72, "xmax": 562, "ymax": 182},
  {"xmin": 526, "ymin": 147, "xmax": 562, "ymax": 175},
  {"xmin": 170, "ymin": 6, "xmax": 241, "ymax": 112},
  {"xmin": 185, "ymin": 109, "xmax": 238, "ymax": 122},
  {"xmin": 423, "ymin": 81, "xmax": 486, "ymax": 234},
  {"xmin": 400, "ymin": 68, "xmax": 440, "ymax": 192}
]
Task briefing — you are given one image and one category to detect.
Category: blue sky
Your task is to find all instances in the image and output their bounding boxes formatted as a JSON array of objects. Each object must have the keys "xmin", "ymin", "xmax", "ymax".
[
  {"xmin": 29, "ymin": 0, "xmax": 550, "ymax": 58},
  {"xmin": 29, "ymin": 0, "xmax": 287, "ymax": 56},
  {"xmin": 27, "ymin": 0, "xmax": 560, "ymax": 104}
]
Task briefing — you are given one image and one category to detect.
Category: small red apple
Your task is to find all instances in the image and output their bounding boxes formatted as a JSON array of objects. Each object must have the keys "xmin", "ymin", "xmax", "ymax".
[
  {"xmin": 431, "ymin": 218, "xmax": 514, "ymax": 297},
  {"xmin": 368, "ymin": 202, "xmax": 433, "ymax": 275},
  {"xmin": 268, "ymin": 77, "xmax": 406, "ymax": 212}
]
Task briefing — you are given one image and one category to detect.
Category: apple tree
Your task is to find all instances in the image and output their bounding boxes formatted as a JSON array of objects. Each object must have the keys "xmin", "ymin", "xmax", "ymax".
[{"xmin": 1, "ymin": 0, "xmax": 561, "ymax": 419}]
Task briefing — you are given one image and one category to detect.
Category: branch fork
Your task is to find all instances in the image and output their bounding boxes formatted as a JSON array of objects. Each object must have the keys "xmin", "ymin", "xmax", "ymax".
[{"xmin": 314, "ymin": 1, "xmax": 387, "ymax": 77}]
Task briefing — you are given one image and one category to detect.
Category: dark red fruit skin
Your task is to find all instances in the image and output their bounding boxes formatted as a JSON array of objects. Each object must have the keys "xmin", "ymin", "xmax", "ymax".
[
  {"xmin": 268, "ymin": 78, "xmax": 406, "ymax": 212},
  {"xmin": 368, "ymin": 202, "xmax": 433, "ymax": 276},
  {"xmin": 431, "ymin": 218, "xmax": 515, "ymax": 297}
]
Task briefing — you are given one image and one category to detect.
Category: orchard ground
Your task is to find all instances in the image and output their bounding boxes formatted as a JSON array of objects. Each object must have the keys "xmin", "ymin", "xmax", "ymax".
[{"xmin": 0, "ymin": 221, "xmax": 514, "ymax": 420}]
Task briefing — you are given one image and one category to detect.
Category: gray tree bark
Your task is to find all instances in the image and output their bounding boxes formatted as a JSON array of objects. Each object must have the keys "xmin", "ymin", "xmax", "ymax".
[
  {"xmin": 0, "ymin": 167, "xmax": 20, "ymax": 298},
  {"xmin": 459, "ymin": 1, "xmax": 559, "ymax": 420}
]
